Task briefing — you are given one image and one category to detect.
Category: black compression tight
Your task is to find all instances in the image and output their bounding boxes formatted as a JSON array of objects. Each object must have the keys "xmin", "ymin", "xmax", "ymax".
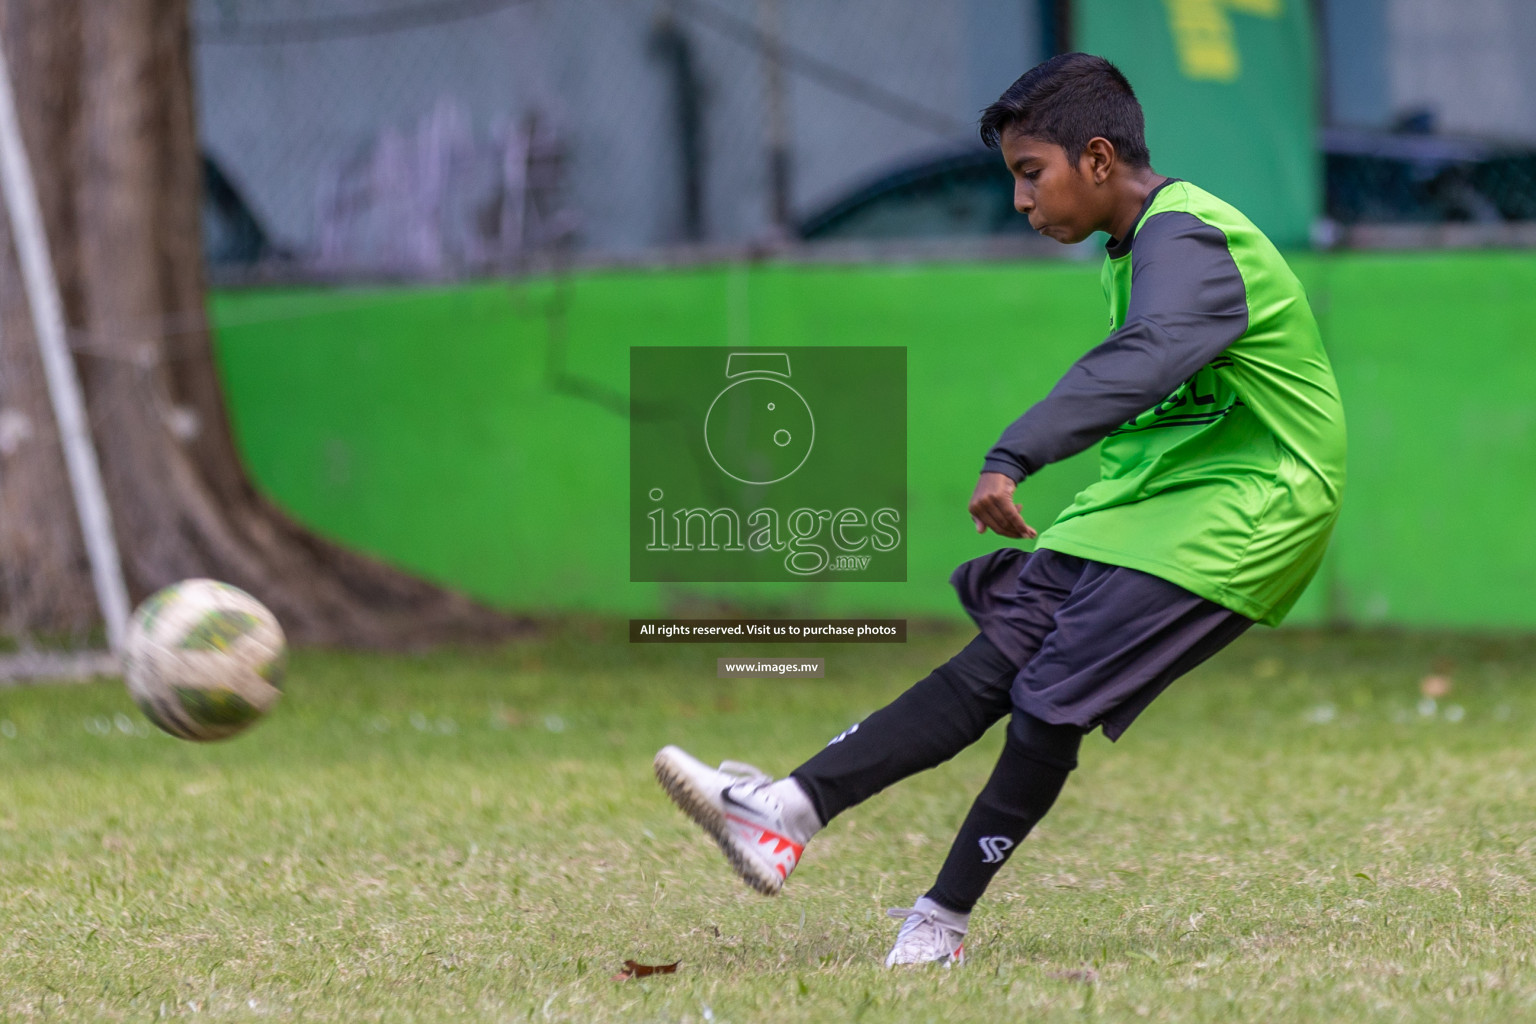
[
  {"xmin": 926, "ymin": 709, "xmax": 1081, "ymax": 913},
  {"xmin": 789, "ymin": 633, "xmax": 1084, "ymax": 912}
]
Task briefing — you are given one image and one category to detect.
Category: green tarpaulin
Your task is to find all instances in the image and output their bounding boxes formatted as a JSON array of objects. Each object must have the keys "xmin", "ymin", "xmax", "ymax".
[{"xmin": 1076, "ymin": 0, "xmax": 1318, "ymax": 247}]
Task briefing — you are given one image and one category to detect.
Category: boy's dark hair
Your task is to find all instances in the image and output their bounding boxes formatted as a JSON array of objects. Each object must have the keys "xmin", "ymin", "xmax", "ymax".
[{"xmin": 979, "ymin": 53, "xmax": 1151, "ymax": 168}]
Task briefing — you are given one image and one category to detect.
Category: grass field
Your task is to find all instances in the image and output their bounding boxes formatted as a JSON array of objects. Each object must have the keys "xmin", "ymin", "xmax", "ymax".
[{"xmin": 2, "ymin": 621, "xmax": 1535, "ymax": 1022}]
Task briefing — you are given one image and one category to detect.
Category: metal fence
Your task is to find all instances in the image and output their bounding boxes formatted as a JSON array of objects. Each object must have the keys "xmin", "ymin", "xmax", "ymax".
[
  {"xmin": 193, "ymin": 0, "xmax": 1022, "ymax": 278},
  {"xmin": 192, "ymin": 0, "xmax": 1536, "ymax": 279}
]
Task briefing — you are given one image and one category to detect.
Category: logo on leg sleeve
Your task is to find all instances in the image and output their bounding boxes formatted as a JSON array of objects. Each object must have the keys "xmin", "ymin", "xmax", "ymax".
[
  {"xmin": 978, "ymin": 836, "xmax": 1015, "ymax": 864},
  {"xmin": 827, "ymin": 722, "xmax": 859, "ymax": 745}
]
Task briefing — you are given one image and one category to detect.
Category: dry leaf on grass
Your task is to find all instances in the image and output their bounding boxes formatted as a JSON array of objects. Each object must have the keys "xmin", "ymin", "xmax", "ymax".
[{"xmin": 614, "ymin": 959, "xmax": 680, "ymax": 980}]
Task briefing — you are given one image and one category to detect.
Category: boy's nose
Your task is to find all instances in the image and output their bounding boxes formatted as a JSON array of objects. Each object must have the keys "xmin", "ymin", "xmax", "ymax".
[{"xmin": 1014, "ymin": 183, "xmax": 1033, "ymax": 214}]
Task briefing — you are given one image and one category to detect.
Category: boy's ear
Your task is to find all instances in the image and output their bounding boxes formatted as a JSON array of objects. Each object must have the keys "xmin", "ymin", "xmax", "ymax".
[{"xmin": 1081, "ymin": 137, "xmax": 1117, "ymax": 185}]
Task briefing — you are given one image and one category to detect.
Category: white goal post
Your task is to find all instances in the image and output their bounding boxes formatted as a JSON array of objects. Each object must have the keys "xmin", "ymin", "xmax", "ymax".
[{"xmin": 0, "ymin": 28, "xmax": 131, "ymax": 664}]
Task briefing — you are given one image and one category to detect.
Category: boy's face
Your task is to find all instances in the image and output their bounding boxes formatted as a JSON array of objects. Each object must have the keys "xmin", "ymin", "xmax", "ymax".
[{"xmin": 1000, "ymin": 131, "xmax": 1109, "ymax": 244}]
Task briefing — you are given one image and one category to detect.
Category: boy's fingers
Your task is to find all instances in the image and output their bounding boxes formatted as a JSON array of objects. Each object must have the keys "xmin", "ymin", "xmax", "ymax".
[
  {"xmin": 980, "ymin": 500, "xmax": 1035, "ymax": 540},
  {"xmin": 1012, "ymin": 503, "xmax": 1038, "ymax": 539},
  {"xmin": 974, "ymin": 500, "xmax": 1008, "ymax": 536},
  {"xmin": 969, "ymin": 473, "xmax": 1033, "ymax": 538},
  {"xmin": 992, "ymin": 496, "xmax": 1025, "ymax": 528},
  {"xmin": 977, "ymin": 501, "xmax": 1028, "ymax": 538}
]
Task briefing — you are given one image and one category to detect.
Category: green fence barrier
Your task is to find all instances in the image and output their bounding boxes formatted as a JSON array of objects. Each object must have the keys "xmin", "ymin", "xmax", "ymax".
[{"xmin": 210, "ymin": 251, "xmax": 1536, "ymax": 629}]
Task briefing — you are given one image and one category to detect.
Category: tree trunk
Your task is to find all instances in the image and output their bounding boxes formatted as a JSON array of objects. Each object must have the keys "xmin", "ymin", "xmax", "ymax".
[{"xmin": 0, "ymin": 0, "xmax": 526, "ymax": 648}]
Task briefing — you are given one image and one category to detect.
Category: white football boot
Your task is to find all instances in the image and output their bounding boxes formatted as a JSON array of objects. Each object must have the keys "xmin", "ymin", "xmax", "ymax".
[
  {"xmin": 653, "ymin": 745, "xmax": 819, "ymax": 896},
  {"xmin": 884, "ymin": 897, "xmax": 968, "ymax": 967}
]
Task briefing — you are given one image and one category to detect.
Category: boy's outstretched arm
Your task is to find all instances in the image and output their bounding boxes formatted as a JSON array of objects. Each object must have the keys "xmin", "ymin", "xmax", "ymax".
[{"xmin": 980, "ymin": 212, "xmax": 1249, "ymax": 489}]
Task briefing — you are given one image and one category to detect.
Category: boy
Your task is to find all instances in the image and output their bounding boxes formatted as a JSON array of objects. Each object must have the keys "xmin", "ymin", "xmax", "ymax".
[{"xmin": 654, "ymin": 53, "xmax": 1346, "ymax": 967}]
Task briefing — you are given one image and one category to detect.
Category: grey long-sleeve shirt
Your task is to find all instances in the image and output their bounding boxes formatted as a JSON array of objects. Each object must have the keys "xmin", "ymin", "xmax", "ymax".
[{"xmin": 982, "ymin": 185, "xmax": 1250, "ymax": 482}]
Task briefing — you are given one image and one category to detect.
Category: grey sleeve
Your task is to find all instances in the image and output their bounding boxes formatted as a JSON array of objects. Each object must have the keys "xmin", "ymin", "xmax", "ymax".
[{"xmin": 982, "ymin": 211, "xmax": 1250, "ymax": 482}]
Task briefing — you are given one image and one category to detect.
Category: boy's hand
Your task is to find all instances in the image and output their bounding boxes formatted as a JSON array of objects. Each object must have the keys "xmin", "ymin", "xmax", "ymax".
[{"xmin": 969, "ymin": 472, "xmax": 1037, "ymax": 539}]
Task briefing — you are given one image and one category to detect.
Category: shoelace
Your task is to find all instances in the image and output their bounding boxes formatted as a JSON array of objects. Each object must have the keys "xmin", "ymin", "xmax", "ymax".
[
  {"xmin": 886, "ymin": 906, "xmax": 965, "ymax": 960},
  {"xmin": 718, "ymin": 760, "xmax": 770, "ymax": 783}
]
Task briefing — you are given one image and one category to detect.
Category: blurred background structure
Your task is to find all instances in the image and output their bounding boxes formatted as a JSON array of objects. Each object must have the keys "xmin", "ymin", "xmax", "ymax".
[
  {"xmin": 193, "ymin": 0, "xmax": 1042, "ymax": 272},
  {"xmin": 3, "ymin": 0, "xmax": 1536, "ymax": 654},
  {"xmin": 191, "ymin": 0, "xmax": 1536, "ymax": 274}
]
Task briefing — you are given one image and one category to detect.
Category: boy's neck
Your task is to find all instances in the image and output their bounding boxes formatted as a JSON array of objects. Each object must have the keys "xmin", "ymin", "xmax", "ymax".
[{"xmin": 1104, "ymin": 170, "xmax": 1171, "ymax": 246}]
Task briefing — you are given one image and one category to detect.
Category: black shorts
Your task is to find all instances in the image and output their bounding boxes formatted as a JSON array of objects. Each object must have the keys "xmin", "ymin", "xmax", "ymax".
[{"xmin": 950, "ymin": 548, "xmax": 1254, "ymax": 740}]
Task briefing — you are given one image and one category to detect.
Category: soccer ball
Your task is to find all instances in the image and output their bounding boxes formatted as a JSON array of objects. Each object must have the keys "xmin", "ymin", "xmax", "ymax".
[{"xmin": 122, "ymin": 579, "xmax": 286, "ymax": 741}]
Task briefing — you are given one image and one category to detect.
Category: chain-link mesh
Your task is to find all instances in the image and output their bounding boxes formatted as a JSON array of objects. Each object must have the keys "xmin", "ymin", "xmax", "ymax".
[
  {"xmin": 192, "ymin": 0, "xmax": 1023, "ymax": 277},
  {"xmin": 1323, "ymin": 128, "xmax": 1536, "ymax": 227},
  {"xmin": 192, "ymin": 0, "xmax": 1536, "ymax": 276}
]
